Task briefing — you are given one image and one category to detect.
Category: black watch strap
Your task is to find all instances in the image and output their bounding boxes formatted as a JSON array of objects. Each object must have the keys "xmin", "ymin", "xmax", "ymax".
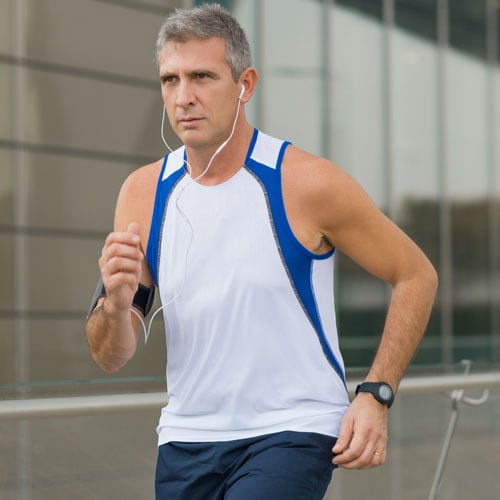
[
  {"xmin": 132, "ymin": 282, "xmax": 156, "ymax": 317},
  {"xmin": 355, "ymin": 382, "xmax": 394, "ymax": 408}
]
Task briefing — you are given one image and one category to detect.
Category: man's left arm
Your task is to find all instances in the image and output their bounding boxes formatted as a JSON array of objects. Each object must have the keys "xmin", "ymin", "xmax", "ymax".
[
  {"xmin": 307, "ymin": 161, "xmax": 438, "ymax": 469},
  {"xmin": 332, "ymin": 264, "xmax": 437, "ymax": 468}
]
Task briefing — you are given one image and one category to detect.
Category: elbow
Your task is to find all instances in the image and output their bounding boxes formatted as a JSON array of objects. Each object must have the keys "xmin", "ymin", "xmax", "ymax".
[
  {"xmin": 87, "ymin": 333, "xmax": 129, "ymax": 374},
  {"xmin": 85, "ymin": 313, "xmax": 138, "ymax": 374},
  {"xmin": 426, "ymin": 260, "xmax": 439, "ymax": 298},
  {"xmin": 411, "ymin": 258, "xmax": 439, "ymax": 312},
  {"xmin": 91, "ymin": 351, "xmax": 127, "ymax": 374},
  {"xmin": 432, "ymin": 267, "xmax": 439, "ymax": 295},
  {"xmin": 394, "ymin": 255, "xmax": 439, "ymax": 303},
  {"xmin": 100, "ymin": 363, "xmax": 122, "ymax": 375}
]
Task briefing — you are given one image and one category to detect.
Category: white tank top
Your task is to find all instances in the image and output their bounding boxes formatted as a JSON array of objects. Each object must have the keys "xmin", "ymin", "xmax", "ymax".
[{"xmin": 146, "ymin": 129, "xmax": 349, "ymax": 445}]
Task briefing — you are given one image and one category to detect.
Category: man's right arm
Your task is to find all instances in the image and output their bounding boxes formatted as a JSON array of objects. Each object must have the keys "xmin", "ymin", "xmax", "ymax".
[
  {"xmin": 85, "ymin": 222, "xmax": 146, "ymax": 373},
  {"xmin": 85, "ymin": 161, "xmax": 160, "ymax": 373}
]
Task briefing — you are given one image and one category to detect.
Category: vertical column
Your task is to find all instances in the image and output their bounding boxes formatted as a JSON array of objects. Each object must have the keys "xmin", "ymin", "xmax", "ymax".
[
  {"xmin": 486, "ymin": 0, "xmax": 499, "ymax": 359},
  {"xmin": 382, "ymin": 4, "xmax": 402, "ymax": 497},
  {"xmin": 382, "ymin": 0, "xmax": 395, "ymax": 220},
  {"xmin": 12, "ymin": 0, "xmax": 29, "ymax": 389},
  {"xmin": 254, "ymin": 0, "xmax": 265, "ymax": 131},
  {"xmin": 437, "ymin": 0, "xmax": 453, "ymax": 365},
  {"xmin": 12, "ymin": 1, "xmax": 31, "ymax": 498},
  {"xmin": 328, "ymin": 0, "xmax": 336, "ymax": 164},
  {"xmin": 320, "ymin": 0, "xmax": 333, "ymax": 160}
]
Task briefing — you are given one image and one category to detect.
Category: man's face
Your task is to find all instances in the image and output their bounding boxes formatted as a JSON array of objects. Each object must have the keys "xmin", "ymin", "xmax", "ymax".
[{"xmin": 158, "ymin": 37, "xmax": 241, "ymax": 151}]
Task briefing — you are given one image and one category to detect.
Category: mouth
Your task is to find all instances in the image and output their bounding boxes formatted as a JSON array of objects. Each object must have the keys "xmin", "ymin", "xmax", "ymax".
[{"xmin": 178, "ymin": 116, "xmax": 203, "ymax": 128}]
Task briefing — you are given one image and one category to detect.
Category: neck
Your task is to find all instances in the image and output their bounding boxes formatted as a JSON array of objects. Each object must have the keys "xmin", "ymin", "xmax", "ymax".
[{"xmin": 185, "ymin": 121, "xmax": 253, "ymax": 185}]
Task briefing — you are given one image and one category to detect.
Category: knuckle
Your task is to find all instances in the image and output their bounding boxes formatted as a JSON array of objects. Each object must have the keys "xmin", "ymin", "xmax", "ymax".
[
  {"xmin": 112, "ymin": 256, "xmax": 128, "ymax": 269},
  {"xmin": 107, "ymin": 242, "xmax": 121, "ymax": 256},
  {"xmin": 104, "ymin": 232, "xmax": 117, "ymax": 247}
]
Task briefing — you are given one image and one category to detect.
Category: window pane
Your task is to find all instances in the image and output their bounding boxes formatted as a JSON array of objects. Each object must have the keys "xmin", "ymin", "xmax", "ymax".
[
  {"xmin": 448, "ymin": 0, "xmax": 491, "ymax": 361},
  {"xmin": 331, "ymin": 1, "xmax": 388, "ymax": 366}
]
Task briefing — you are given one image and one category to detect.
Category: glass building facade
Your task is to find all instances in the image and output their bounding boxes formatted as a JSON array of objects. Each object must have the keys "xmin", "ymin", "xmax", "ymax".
[
  {"xmin": 233, "ymin": 0, "xmax": 500, "ymax": 368},
  {"xmin": 0, "ymin": 1, "xmax": 499, "ymax": 498},
  {"xmin": 2, "ymin": 0, "xmax": 498, "ymax": 386}
]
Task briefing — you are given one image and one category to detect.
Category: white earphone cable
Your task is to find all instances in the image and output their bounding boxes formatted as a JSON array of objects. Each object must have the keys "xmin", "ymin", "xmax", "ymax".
[{"xmin": 138, "ymin": 89, "xmax": 244, "ymax": 343}]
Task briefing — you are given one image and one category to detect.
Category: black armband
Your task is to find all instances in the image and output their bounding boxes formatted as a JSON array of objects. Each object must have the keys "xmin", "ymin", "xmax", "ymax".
[
  {"xmin": 86, "ymin": 276, "xmax": 106, "ymax": 319},
  {"xmin": 86, "ymin": 276, "xmax": 155, "ymax": 320}
]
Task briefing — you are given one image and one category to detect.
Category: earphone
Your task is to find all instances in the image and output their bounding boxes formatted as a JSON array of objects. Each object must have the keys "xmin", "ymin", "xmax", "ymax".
[{"xmin": 238, "ymin": 85, "xmax": 245, "ymax": 100}]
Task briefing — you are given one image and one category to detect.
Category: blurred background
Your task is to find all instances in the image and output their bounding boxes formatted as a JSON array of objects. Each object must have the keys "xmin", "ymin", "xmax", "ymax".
[{"xmin": 1, "ymin": 0, "xmax": 499, "ymax": 499}]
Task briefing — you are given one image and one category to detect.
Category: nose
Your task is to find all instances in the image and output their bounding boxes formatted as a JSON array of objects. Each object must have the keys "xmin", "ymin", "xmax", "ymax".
[{"xmin": 176, "ymin": 80, "xmax": 195, "ymax": 108}]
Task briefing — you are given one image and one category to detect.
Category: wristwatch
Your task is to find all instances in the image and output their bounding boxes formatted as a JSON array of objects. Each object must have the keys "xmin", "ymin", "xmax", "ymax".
[{"xmin": 355, "ymin": 382, "xmax": 394, "ymax": 408}]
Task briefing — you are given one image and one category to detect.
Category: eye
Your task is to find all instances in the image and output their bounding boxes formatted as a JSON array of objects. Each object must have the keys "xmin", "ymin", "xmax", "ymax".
[{"xmin": 160, "ymin": 75, "xmax": 177, "ymax": 85}]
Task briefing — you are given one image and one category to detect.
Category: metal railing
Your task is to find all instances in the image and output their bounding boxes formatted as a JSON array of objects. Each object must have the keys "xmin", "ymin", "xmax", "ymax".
[
  {"xmin": 1, "ymin": 366, "xmax": 499, "ymax": 499},
  {"xmin": 1, "ymin": 370, "xmax": 499, "ymax": 421}
]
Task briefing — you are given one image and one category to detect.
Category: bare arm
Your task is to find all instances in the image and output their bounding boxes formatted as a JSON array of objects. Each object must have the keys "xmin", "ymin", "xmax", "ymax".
[
  {"xmin": 324, "ymin": 167, "xmax": 438, "ymax": 468},
  {"xmin": 282, "ymin": 149, "xmax": 438, "ymax": 469},
  {"xmin": 325, "ymin": 172, "xmax": 438, "ymax": 391},
  {"xmin": 85, "ymin": 162, "xmax": 159, "ymax": 373},
  {"xmin": 86, "ymin": 222, "xmax": 146, "ymax": 373},
  {"xmin": 331, "ymin": 237, "xmax": 437, "ymax": 468}
]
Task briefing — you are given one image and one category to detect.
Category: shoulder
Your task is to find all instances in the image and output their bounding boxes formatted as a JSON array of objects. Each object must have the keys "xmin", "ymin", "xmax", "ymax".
[
  {"xmin": 282, "ymin": 145, "xmax": 362, "ymax": 212},
  {"xmin": 283, "ymin": 145, "xmax": 353, "ymax": 184},
  {"xmin": 114, "ymin": 158, "xmax": 164, "ymax": 240},
  {"xmin": 281, "ymin": 145, "xmax": 382, "ymax": 248},
  {"xmin": 118, "ymin": 159, "xmax": 163, "ymax": 202}
]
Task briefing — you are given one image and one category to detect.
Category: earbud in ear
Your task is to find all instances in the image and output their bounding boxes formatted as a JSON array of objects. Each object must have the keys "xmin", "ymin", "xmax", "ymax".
[{"xmin": 238, "ymin": 85, "xmax": 246, "ymax": 100}]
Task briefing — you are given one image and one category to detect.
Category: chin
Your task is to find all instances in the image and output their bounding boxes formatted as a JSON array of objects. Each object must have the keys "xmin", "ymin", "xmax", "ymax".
[{"xmin": 179, "ymin": 131, "xmax": 218, "ymax": 150}]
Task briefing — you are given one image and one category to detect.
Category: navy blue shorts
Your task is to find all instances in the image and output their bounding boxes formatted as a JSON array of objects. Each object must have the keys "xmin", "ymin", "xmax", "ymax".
[{"xmin": 155, "ymin": 430, "xmax": 337, "ymax": 500}]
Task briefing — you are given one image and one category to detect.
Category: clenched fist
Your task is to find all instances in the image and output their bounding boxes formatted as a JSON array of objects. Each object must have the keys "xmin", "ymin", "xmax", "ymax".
[{"xmin": 99, "ymin": 222, "xmax": 144, "ymax": 313}]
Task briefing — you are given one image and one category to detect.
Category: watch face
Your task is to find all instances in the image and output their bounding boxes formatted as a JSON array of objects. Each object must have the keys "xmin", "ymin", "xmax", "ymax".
[{"xmin": 378, "ymin": 384, "xmax": 392, "ymax": 401}]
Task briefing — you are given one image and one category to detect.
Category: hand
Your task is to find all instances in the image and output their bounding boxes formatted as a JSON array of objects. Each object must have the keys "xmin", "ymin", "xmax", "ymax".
[
  {"xmin": 332, "ymin": 393, "xmax": 388, "ymax": 469},
  {"xmin": 99, "ymin": 222, "xmax": 143, "ymax": 313}
]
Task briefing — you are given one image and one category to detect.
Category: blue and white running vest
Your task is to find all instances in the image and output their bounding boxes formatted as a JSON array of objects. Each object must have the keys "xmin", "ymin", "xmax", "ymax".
[{"xmin": 146, "ymin": 129, "xmax": 349, "ymax": 445}]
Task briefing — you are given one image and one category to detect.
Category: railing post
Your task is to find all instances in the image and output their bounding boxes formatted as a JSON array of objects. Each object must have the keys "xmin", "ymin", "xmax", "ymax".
[{"xmin": 428, "ymin": 361, "xmax": 490, "ymax": 500}]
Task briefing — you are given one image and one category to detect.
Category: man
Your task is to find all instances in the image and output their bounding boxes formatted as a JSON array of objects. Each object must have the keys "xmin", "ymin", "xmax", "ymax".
[{"xmin": 86, "ymin": 4, "xmax": 438, "ymax": 499}]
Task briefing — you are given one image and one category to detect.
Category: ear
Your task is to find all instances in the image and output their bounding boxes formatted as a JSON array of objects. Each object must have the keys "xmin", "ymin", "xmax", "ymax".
[{"xmin": 238, "ymin": 67, "xmax": 258, "ymax": 103}]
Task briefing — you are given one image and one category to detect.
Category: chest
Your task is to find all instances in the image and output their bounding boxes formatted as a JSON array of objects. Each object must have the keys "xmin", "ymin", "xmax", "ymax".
[{"xmin": 158, "ymin": 169, "xmax": 286, "ymax": 294}]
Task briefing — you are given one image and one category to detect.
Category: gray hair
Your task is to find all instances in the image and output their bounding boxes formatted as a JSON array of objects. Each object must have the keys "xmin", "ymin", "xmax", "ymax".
[{"xmin": 155, "ymin": 3, "xmax": 252, "ymax": 81}]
